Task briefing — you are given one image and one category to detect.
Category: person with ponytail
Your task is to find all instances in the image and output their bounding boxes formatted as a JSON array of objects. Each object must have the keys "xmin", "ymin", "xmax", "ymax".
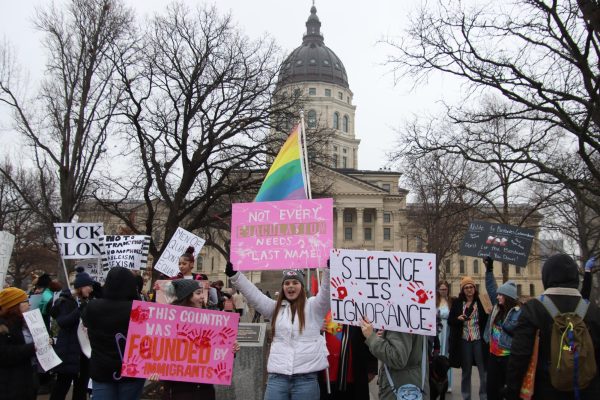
[
  {"xmin": 150, "ymin": 279, "xmax": 240, "ymax": 400},
  {"xmin": 48, "ymin": 267, "xmax": 95, "ymax": 400},
  {"xmin": 482, "ymin": 257, "xmax": 521, "ymax": 400},
  {"xmin": 225, "ymin": 262, "xmax": 330, "ymax": 400},
  {"xmin": 175, "ymin": 246, "xmax": 201, "ymax": 280}
]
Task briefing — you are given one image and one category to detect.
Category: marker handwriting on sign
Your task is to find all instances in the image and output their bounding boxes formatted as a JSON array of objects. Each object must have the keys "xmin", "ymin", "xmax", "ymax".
[{"xmin": 339, "ymin": 256, "xmax": 424, "ymax": 283}]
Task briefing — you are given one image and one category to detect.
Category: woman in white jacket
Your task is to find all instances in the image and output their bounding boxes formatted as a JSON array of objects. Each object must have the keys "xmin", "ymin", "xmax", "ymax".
[{"xmin": 226, "ymin": 262, "xmax": 330, "ymax": 400}]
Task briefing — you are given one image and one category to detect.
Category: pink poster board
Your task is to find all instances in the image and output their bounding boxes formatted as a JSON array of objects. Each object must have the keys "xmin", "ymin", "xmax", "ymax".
[
  {"xmin": 231, "ymin": 198, "xmax": 333, "ymax": 270},
  {"xmin": 121, "ymin": 301, "xmax": 239, "ymax": 385}
]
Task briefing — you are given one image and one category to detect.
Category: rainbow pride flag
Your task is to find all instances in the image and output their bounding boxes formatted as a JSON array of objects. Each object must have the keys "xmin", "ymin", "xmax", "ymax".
[{"xmin": 255, "ymin": 123, "xmax": 308, "ymax": 202}]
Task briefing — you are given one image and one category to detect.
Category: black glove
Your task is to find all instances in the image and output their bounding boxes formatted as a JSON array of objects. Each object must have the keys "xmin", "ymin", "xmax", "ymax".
[
  {"xmin": 484, "ymin": 256, "xmax": 493, "ymax": 272},
  {"xmin": 326, "ymin": 258, "xmax": 330, "ymax": 269},
  {"xmin": 225, "ymin": 261, "xmax": 236, "ymax": 277}
]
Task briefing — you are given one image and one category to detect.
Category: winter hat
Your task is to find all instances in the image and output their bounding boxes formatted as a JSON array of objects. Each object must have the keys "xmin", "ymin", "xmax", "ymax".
[
  {"xmin": 281, "ymin": 270, "xmax": 305, "ymax": 287},
  {"xmin": 542, "ymin": 253, "xmax": 579, "ymax": 289},
  {"xmin": 74, "ymin": 266, "xmax": 95, "ymax": 289},
  {"xmin": 497, "ymin": 280, "xmax": 518, "ymax": 300},
  {"xmin": 0, "ymin": 287, "xmax": 28, "ymax": 311},
  {"xmin": 103, "ymin": 267, "xmax": 140, "ymax": 301},
  {"xmin": 460, "ymin": 276, "xmax": 476, "ymax": 291},
  {"xmin": 170, "ymin": 279, "xmax": 200, "ymax": 302}
]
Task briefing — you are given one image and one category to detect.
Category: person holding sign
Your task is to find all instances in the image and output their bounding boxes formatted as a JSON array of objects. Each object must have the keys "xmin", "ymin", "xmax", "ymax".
[
  {"xmin": 82, "ymin": 267, "xmax": 145, "ymax": 400},
  {"xmin": 0, "ymin": 287, "xmax": 39, "ymax": 400},
  {"xmin": 481, "ymin": 257, "xmax": 521, "ymax": 400},
  {"xmin": 226, "ymin": 262, "xmax": 330, "ymax": 400},
  {"xmin": 48, "ymin": 267, "xmax": 96, "ymax": 400},
  {"xmin": 150, "ymin": 279, "xmax": 240, "ymax": 400},
  {"xmin": 360, "ymin": 318, "xmax": 429, "ymax": 400},
  {"xmin": 448, "ymin": 276, "xmax": 489, "ymax": 400}
]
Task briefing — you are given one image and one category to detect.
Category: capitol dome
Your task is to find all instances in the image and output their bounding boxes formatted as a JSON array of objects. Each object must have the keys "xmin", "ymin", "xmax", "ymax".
[{"xmin": 277, "ymin": 6, "xmax": 349, "ymax": 89}]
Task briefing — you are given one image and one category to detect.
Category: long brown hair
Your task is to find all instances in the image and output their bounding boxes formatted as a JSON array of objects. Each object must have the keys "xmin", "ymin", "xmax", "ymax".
[
  {"xmin": 0, "ymin": 303, "xmax": 25, "ymax": 325},
  {"xmin": 436, "ymin": 280, "xmax": 452, "ymax": 308},
  {"xmin": 271, "ymin": 288, "xmax": 306, "ymax": 337},
  {"xmin": 493, "ymin": 296, "xmax": 519, "ymax": 325}
]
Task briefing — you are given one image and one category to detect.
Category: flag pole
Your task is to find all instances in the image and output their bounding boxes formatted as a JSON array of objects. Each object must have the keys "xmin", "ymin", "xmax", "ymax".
[
  {"xmin": 299, "ymin": 111, "xmax": 312, "ymax": 200},
  {"xmin": 300, "ymin": 111, "xmax": 329, "ymax": 394}
]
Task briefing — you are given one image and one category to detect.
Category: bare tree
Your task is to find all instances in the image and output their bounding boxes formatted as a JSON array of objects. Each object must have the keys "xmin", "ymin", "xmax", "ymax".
[
  {"xmin": 0, "ymin": 162, "xmax": 58, "ymax": 288},
  {"xmin": 0, "ymin": 0, "xmax": 134, "ymax": 231},
  {"xmin": 394, "ymin": 107, "xmax": 556, "ymax": 281},
  {"xmin": 392, "ymin": 147, "xmax": 479, "ymax": 280},
  {"xmin": 385, "ymin": 0, "xmax": 600, "ymax": 215},
  {"xmin": 95, "ymin": 4, "xmax": 303, "ymax": 264}
]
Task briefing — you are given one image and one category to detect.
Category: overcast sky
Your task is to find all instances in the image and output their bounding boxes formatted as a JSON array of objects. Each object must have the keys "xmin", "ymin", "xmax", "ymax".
[{"xmin": 0, "ymin": 0, "xmax": 461, "ymax": 171}]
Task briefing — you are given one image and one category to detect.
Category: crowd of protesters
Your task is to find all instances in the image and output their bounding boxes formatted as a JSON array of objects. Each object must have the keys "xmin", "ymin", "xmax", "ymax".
[{"xmin": 1, "ymin": 251, "xmax": 599, "ymax": 400}]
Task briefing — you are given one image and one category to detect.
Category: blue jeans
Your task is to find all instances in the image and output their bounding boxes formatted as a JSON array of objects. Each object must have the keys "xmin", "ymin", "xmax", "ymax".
[
  {"xmin": 92, "ymin": 379, "xmax": 145, "ymax": 400},
  {"xmin": 460, "ymin": 339, "xmax": 487, "ymax": 400},
  {"xmin": 264, "ymin": 372, "xmax": 320, "ymax": 400}
]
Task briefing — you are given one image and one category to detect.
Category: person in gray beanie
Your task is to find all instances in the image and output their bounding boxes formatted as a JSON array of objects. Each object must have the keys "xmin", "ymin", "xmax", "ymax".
[
  {"xmin": 482, "ymin": 257, "xmax": 521, "ymax": 400},
  {"xmin": 504, "ymin": 254, "xmax": 600, "ymax": 399}
]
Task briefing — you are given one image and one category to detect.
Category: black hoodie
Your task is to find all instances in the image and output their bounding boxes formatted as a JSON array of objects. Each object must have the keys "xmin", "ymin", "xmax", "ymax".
[{"xmin": 82, "ymin": 267, "xmax": 140, "ymax": 382}]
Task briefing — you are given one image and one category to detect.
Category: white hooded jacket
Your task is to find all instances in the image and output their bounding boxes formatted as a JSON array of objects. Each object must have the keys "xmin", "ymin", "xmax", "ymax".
[{"xmin": 230, "ymin": 269, "xmax": 330, "ymax": 375}]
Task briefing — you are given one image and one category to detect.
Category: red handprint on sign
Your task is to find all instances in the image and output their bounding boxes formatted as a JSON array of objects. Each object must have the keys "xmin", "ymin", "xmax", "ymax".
[
  {"xmin": 215, "ymin": 362, "xmax": 231, "ymax": 381},
  {"xmin": 130, "ymin": 305, "xmax": 150, "ymax": 324},
  {"xmin": 121, "ymin": 355, "xmax": 140, "ymax": 376},
  {"xmin": 407, "ymin": 282, "xmax": 432, "ymax": 304},
  {"xmin": 330, "ymin": 277, "xmax": 348, "ymax": 300},
  {"xmin": 193, "ymin": 328, "xmax": 217, "ymax": 349},
  {"xmin": 216, "ymin": 327, "xmax": 235, "ymax": 345}
]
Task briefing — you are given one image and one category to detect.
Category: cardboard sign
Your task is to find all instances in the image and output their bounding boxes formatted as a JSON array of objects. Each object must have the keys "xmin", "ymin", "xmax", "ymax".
[
  {"xmin": 121, "ymin": 301, "xmax": 239, "ymax": 385},
  {"xmin": 153, "ymin": 279, "xmax": 209, "ymax": 306},
  {"xmin": 231, "ymin": 198, "xmax": 333, "ymax": 270},
  {"xmin": 0, "ymin": 231, "xmax": 15, "ymax": 286},
  {"xmin": 154, "ymin": 228, "xmax": 206, "ymax": 277},
  {"xmin": 99, "ymin": 235, "xmax": 151, "ymax": 270},
  {"xmin": 329, "ymin": 249, "xmax": 437, "ymax": 336},
  {"xmin": 459, "ymin": 220, "xmax": 535, "ymax": 267},
  {"xmin": 76, "ymin": 259, "xmax": 106, "ymax": 285},
  {"xmin": 23, "ymin": 309, "xmax": 62, "ymax": 371},
  {"xmin": 54, "ymin": 223, "xmax": 104, "ymax": 259}
]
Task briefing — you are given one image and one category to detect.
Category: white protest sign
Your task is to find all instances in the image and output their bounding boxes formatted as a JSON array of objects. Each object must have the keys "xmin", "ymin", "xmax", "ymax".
[
  {"xmin": 23, "ymin": 308, "xmax": 62, "ymax": 371},
  {"xmin": 153, "ymin": 227, "xmax": 205, "ymax": 277},
  {"xmin": 329, "ymin": 249, "xmax": 437, "ymax": 336},
  {"xmin": 54, "ymin": 223, "xmax": 104, "ymax": 259},
  {"xmin": 76, "ymin": 259, "xmax": 106, "ymax": 285},
  {"xmin": 99, "ymin": 235, "xmax": 151, "ymax": 270},
  {"xmin": 0, "ymin": 231, "xmax": 15, "ymax": 286}
]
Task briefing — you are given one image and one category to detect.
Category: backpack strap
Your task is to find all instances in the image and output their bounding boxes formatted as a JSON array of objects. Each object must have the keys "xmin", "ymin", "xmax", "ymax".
[
  {"xmin": 383, "ymin": 363, "xmax": 397, "ymax": 393},
  {"xmin": 574, "ymin": 299, "xmax": 589, "ymax": 319},
  {"xmin": 539, "ymin": 294, "xmax": 560, "ymax": 318}
]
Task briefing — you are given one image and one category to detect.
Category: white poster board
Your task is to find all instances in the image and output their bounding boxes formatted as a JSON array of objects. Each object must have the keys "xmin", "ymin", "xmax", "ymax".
[
  {"xmin": 76, "ymin": 259, "xmax": 106, "ymax": 285},
  {"xmin": 0, "ymin": 231, "xmax": 15, "ymax": 286},
  {"xmin": 153, "ymin": 227, "xmax": 205, "ymax": 277},
  {"xmin": 99, "ymin": 235, "xmax": 151, "ymax": 270},
  {"xmin": 23, "ymin": 308, "xmax": 62, "ymax": 371},
  {"xmin": 329, "ymin": 249, "xmax": 437, "ymax": 336},
  {"xmin": 54, "ymin": 223, "xmax": 104, "ymax": 259}
]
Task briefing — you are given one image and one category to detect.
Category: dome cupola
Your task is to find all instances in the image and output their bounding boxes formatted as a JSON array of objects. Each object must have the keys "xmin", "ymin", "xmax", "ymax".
[{"xmin": 277, "ymin": 6, "xmax": 349, "ymax": 89}]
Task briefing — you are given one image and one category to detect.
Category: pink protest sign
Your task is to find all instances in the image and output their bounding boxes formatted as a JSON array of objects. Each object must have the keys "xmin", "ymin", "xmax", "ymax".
[
  {"xmin": 231, "ymin": 198, "xmax": 333, "ymax": 270},
  {"xmin": 121, "ymin": 301, "xmax": 239, "ymax": 385}
]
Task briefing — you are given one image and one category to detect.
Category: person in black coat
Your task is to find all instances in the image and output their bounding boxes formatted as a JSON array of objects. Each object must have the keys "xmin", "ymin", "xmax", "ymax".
[
  {"xmin": 0, "ymin": 287, "xmax": 38, "ymax": 400},
  {"xmin": 504, "ymin": 254, "xmax": 600, "ymax": 400},
  {"xmin": 82, "ymin": 267, "xmax": 144, "ymax": 400},
  {"xmin": 49, "ymin": 267, "xmax": 96, "ymax": 400},
  {"xmin": 448, "ymin": 276, "xmax": 489, "ymax": 400},
  {"xmin": 319, "ymin": 323, "xmax": 378, "ymax": 400}
]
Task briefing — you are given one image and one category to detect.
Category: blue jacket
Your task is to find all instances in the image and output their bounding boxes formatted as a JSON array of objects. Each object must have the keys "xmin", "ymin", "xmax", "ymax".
[{"xmin": 483, "ymin": 271, "xmax": 521, "ymax": 350}]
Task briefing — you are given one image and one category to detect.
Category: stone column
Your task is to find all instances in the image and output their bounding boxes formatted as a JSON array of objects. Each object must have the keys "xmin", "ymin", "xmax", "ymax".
[
  {"xmin": 336, "ymin": 207, "xmax": 344, "ymax": 247},
  {"xmin": 374, "ymin": 208, "xmax": 383, "ymax": 250},
  {"xmin": 356, "ymin": 208, "xmax": 364, "ymax": 246}
]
